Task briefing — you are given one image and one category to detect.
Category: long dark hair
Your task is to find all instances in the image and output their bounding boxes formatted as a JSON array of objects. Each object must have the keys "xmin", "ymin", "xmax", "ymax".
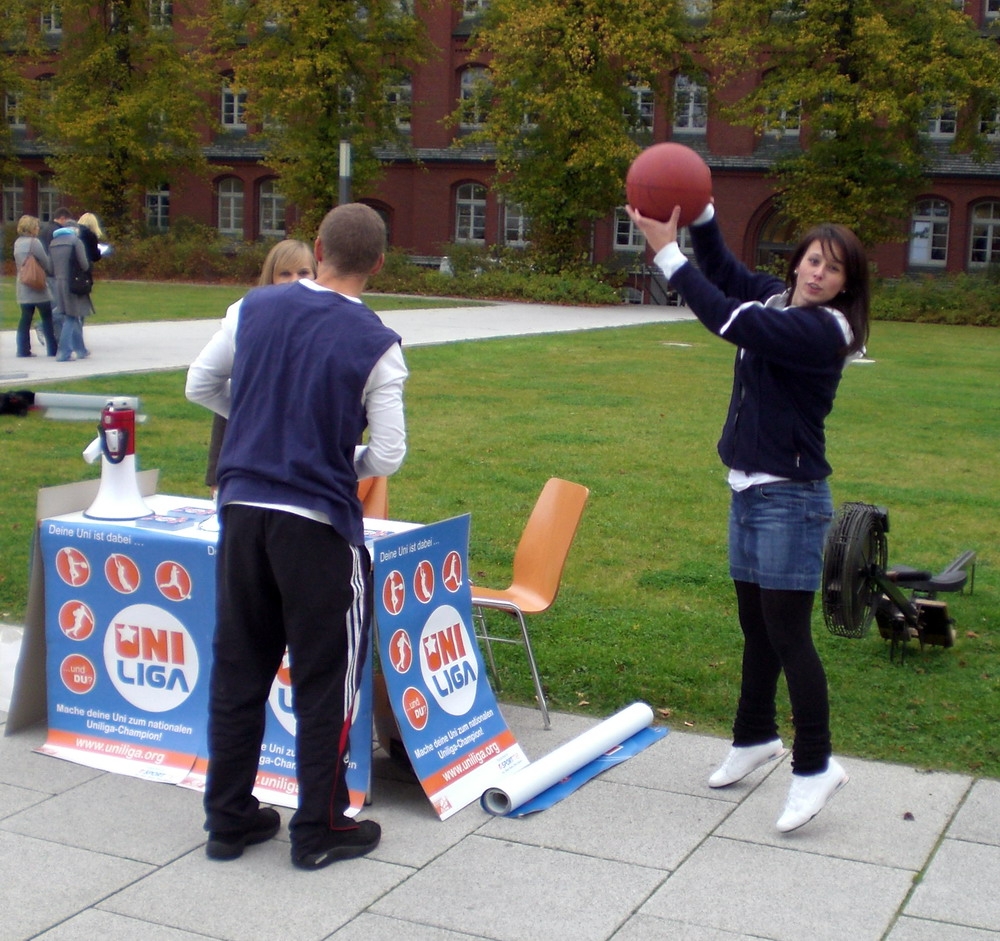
[{"xmin": 785, "ymin": 223, "xmax": 870, "ymax": 356}]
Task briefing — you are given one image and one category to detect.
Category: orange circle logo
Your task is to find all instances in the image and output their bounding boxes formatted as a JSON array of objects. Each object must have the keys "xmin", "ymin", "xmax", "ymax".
[
  {"xmin": 60, "ymin": 654, "xmax": 97, "ymax": 694},
  {"xmin": 401, "ymin": 686, "xmax": 429, "ymax": 731}
]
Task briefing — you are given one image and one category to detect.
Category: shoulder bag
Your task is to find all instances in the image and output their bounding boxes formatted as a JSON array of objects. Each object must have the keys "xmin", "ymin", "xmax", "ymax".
[{"xmin": 18, "ymin": 243, "xmax": 47, "ymax": 292}]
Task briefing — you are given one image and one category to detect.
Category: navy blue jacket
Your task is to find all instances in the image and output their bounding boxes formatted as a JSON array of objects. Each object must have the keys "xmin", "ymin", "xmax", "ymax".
[
  {"xmin": 217, "ymin": 282, "xmax": 401, "ymax": 545},
  {"xmin": 669, "ymin": 218, "xmax": 852, "ymax": 480}
]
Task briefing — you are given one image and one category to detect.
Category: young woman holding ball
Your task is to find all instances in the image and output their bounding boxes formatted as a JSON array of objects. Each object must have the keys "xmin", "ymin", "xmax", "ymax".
[{"xmin": 628, "ymin": 200, "xmax": 869, "ymax": 832}]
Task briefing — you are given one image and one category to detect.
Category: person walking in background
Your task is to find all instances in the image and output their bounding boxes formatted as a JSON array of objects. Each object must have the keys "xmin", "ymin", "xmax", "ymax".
[
  {"xmin": 13, "ymin": 215, "xmax": 58, "ymax": 357},
  {"xmin": 185, "ymin": 204, "xmax": 407, "ymax": 870},
  {"xmin": 205, "ymin": 239, "xmax": 317, "ymax": 492},
  {"xmin": 49, "ymin": 217, "xmax": 93, "ymax": 362},
  {"xmin": 628, "ymin": 200, "xmax": 869, "ymax": 833},
  {"xmin": 77, "ymin": 213, "xmax": 106, "ymax": 264}
]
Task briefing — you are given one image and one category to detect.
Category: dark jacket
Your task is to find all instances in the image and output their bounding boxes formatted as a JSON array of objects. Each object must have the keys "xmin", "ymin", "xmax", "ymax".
[{"xmin": 670, "ymin": 217, "xmax": 852, "ymax": 480}]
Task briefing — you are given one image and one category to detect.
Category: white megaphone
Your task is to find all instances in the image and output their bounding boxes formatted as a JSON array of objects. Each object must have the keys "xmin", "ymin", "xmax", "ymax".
[{"xmin": 83, "ymin": 398, "xmax": 151, "ymax": 520}]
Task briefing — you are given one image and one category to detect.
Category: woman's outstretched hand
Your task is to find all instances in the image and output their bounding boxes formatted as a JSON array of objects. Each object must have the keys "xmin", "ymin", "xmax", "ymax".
[{"xmin": 626, "ymin": 204, "xmax": 681, "ymax": 254}]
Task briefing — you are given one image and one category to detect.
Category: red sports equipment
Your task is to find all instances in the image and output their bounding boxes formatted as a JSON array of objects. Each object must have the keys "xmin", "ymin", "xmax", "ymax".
[{"xmin": 626, "ymin": 142, "xmax": 713, "ymax": 226}]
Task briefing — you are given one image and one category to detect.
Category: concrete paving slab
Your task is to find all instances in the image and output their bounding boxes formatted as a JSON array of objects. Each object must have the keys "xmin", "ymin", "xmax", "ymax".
[
  {"xmin": 330, "ymin": 913, "xmax": 493, "ymax": 940},
  {"xmin": 904, "ymin": 839, "xmax": 1000, "ymax": 933},
  {"xmin": 716, "ymin": 756, "xmax": 972, "ymax": 870},
  {"xmin": 370, "ymin": 833, "xmax": 666, "ymax": 941},
  {"xmin": 1, "ymin": 771, "xmax": 209, "ymax": 865},
  {"xmin": 0, "ymin": 780, "xmax": 49, "ymax": 818},
  {"xmin": 602, "ymin": 727, "xmax": 784, "ymax": 803},
  {"xmin": 0, "ymin": 829, "xmax": 154, "ymax": 940},
  {"xmin": 35, "ymin": 908, "xmax": 223, "ymax": 940},
  {"xmin": 99, "ymin": 844, "xmax": 414, "ymax": 941},
  {"xmin": 480, "ymin": 777, "xmax": 730, "ymax": 870},
  {"xmin": 638, "ymin": 836, "xmax": 915, "ymax": 941},
  {"xmin": 886, "ymin": 915, "xmax": 1000, "ymax": 940},
  {"xmin": 609, "ymin": 913, "xmax": 759, "ymax": 940},
  {"xmin": 946, "ymin": 778, "xmax": 1000, "ymax": 846},
  {"xmin": 0, "ymin": 725, "xmax": 103, "ymax": 793}
]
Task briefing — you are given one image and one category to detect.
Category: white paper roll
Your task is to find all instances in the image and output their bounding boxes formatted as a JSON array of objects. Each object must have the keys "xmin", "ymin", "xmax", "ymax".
[{"xmin": 480, "ymin": 701, "xmax": 654, "ymax": 815}]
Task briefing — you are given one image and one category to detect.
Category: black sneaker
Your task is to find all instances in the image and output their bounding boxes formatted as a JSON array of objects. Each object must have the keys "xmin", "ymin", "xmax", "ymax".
[
  {"xmin": 206, "ymin": 807, "xmax": 281, "ymax": 861},
  {"xmin": 291, "ymin": 819, "xmax": 381, "ymax": 870}
]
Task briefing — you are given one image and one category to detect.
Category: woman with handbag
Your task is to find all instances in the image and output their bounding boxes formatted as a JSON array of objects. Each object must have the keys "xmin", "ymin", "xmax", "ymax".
[{"xmin": 13, "ymin": 215, "xmax": 58, "ymax": 357}]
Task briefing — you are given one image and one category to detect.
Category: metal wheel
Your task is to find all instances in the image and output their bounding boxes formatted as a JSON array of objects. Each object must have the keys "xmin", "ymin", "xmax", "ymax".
[{"xmin": 822, "ymin": 502, "xmax": 888, "ymax": 638}]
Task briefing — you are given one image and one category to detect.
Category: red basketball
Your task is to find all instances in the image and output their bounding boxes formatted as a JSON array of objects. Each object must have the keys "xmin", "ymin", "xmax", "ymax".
[{"xmin": 626, "ymin": 143, "xmax": 712, "ymax": 226}]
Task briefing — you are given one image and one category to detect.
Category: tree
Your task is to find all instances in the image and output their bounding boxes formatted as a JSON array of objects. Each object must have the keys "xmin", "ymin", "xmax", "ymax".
[
  {"xmin": 462, "ymin": 0, "xmax": 692, "ymax": 265},
  {"xmin": 0, "ymin": 3, "xmax": 31, "ymax": 182},
  {"xmin": 206, "ymin": 0, "xmax": 428, "ymax": 232},
  {"xmin": 706, "ymin": 0, "xmax": 1000, "ymax": 247}
]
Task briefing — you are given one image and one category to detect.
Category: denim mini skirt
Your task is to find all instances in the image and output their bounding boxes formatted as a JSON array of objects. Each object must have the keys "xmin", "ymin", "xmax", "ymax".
[{"xmin": 728, "ymin": 480, "xmax": 834, "ymax": 591}]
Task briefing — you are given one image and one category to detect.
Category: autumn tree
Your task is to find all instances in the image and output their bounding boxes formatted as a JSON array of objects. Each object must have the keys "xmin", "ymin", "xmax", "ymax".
[
  {"xmin": 462, "ymin": 0, "xmax": 692, "ymax": 265},
  {"xmin": 706, "ymin": 0, "xmax": 1000, "ymax": 246},
  {"xmin": 0, "ymin": 3, "xmax": 31, "ymax": 181},
  {"xmin": 206, "ymin": 0, "xmax": 427, "ymax": 232},
  {"xmin": 15, "ymin": 0, "xmax": 214, "ymax": 239}
]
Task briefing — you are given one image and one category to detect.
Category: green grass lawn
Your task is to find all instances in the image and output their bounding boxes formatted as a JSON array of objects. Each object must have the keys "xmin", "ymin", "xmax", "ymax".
[{"xmin": 2, "ymin": 315, "xmax": 997, "ymax": 778}]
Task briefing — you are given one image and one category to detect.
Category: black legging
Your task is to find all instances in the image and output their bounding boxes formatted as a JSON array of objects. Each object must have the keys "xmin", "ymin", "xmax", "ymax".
[{"xmin": 731, "ymin": 579, "xmax": 831, "ymax": 775}]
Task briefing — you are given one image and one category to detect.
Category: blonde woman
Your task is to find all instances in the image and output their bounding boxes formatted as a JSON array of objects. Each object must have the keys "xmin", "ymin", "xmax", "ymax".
[
  {"xmin": 205, "ymin": 240, "xmax": 318, "ymax": 489},
  {"xmin": 13, "ymin": 215, "xmax": 57, "ymax": 357}
]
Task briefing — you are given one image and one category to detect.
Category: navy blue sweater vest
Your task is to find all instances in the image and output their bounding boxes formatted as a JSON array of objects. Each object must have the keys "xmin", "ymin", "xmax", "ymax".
[{"xmin": 217, "ymin": 282, "xmax": 401, "ymax": 545}]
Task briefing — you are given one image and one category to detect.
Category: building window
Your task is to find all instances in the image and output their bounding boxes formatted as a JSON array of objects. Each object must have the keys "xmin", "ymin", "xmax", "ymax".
[
  {"xmin": 987, "ymin": 0, "xmax": 1000, "ymax": 19},
  {"xmin": 455, "ymin": 182, "xmax": 486, "ymax": 242},
  {"xmin": 38, "ymin": 174, "xmax": 59, "ymax": 221},
  {"xmin": 980, "ymin": 105, "xmax": 1000, "ymax": 139},
  {"xmin": 503, "ymin": 202, "xmax": 529, "ymax": 246},
  {"xmin": 217, "ymin": 178, "xmax": 244, "ymax": 237},
  {"xmin": 149, "ymin": 0, "xmax": 172, "ymax": 28},
  {"xmin": 459, "ymin": 66, "xmax": 490, "ymax": 129},
  {"xmin": 924, "ymin": 102, "xmax": 957, "ymax": 139},
  {"xmin": 969, "ymin": 201, "xmax": 1000, "ymax": 266},
  {"xmin": 221, "ymin": 80, "xmax": 247, "ymax": 129},
  {"xmin": 4, "ymin": 91, "xmax": 24, "ymax": 129},
  {"xmin": 755, "ymin": 210, "xmax": 798, "ymax": 272},
  {"xmin": 41, "ymin": 4, "xmax": 62, "ymax": 33},
  {"xmin": 462, "ymin": 0, "xmax": 488, "ymax": 16},
  {"xmin": 146, "ymin": 184, "xmax": 170, "ymax": 232},
  {"xmin": 673, "ymin": 75, "xmax": 707, "ymax": 134},
  {"xmin": 627, "ymin": 81, "xmax": 655, "ymax": 135},
  {"xmin": 614, "ymin": 208, "xmax": 645, "ymax": 252},
  {"xmin": 259, "ymin": 179, "xmax": 285, "ymax": 237},
  {"xmin": 908, "ymin": 199, "xmax": 949, "ymax": 267},
  {"xmin": 386, "ymin": 74, "xmax": 412, "ymax": 130},
  {"xmin": 2, "ymin": 177, "xmax": 24, "ymax": 224}
]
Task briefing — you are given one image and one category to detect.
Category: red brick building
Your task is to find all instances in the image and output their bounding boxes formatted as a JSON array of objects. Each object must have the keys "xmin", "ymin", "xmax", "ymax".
[{"xmin": 5, "ymin": 0, "xmax": 1000, "ymax": 280}]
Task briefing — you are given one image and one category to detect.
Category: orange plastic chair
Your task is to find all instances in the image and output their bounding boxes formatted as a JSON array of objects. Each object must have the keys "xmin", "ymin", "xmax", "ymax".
[
  {"xmin": 358, "ymin": 476, "xmax": 389, "ymax": 520},
  {"xmin": 471, "ymin": 477, "xmax": 590, "ymax": 729}
]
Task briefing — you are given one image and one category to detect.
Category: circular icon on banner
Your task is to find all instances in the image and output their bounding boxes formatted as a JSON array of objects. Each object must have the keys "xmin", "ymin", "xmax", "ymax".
[
  {"xmin": 401, "ymin": 686, "xmax": 429, "ymax": 731},
  {"xmin": 59, "ymin": 600, "xmax": 95, "ymax": 641},
  {"xmin": 60, "ymin": 654, "xmax": 97, "ymax": 695},
  {"xmin": 442, "ymin": 551, "xmax": 463, "ymax": 593},
  {"xmin": 388, "ymin": 629, "xmax": 413, "ymax": 674},
  {"xmin": 155, "ymin": 561, "xmax": 192, "ymax": 601},
  {"xmin": 382, "ymin": 570, "xmax": 405, "ymax": 616},
  {"xmin": 104, "ymin": 604, "xmax": 199, "ymax": 712},
  {"xmin": 419, "ymin": 604, "xmax": 478, "ymax": 716},
  {"xmin": 105, "ymin": 553, "xmax": 140, "ymax": 594},
  {"xmin": 55, "ymin": 547, "xmax": 91, "ymax": 587},
  {"xmin": 413, "ymin": 560, "xmax": 435, "ymax": 604},
  {"xmin": 268, "ymin": 648, "xmax": 296, "ymax": 736}
]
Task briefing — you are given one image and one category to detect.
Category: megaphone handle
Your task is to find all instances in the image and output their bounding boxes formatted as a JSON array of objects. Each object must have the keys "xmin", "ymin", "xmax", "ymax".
[{"xmin": 99, "ymin": 423, "xmax": 129, "ymax": 465}]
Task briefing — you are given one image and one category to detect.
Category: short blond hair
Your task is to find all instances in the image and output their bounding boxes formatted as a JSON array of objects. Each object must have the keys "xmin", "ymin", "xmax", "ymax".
[{"xmin": 17, "ymin": 215, "xmax": 40, "ymax": 237}]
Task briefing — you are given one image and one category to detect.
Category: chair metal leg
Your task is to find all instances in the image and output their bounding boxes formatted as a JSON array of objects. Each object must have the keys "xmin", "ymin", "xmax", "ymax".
[
  {"xmin": 512, "ymin": 608, "xmax": 550, "ymax": 729},
  {"xmin": 473, "ymin": 604, "xmax": 502, "ymax": 690}
]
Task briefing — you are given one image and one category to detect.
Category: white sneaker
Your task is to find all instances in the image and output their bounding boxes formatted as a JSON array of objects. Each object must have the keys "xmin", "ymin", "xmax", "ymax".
[
  {"xmin": 776, "ymin": 758, "xmax": 849, "ymax": 832},
  {"xmin": 708, "ymin": 738, "xmax": 786, "ymax": 788}
]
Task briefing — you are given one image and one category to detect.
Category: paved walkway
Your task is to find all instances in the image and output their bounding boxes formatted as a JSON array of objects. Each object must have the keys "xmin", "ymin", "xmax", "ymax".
[{"xmin": 2, "ymin": 299, "xmax": 999, "ymax": 940}]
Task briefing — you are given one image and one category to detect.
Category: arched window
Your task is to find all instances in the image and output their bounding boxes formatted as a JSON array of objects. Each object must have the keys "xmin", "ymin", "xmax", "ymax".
[
  {"xmin": 455, "ymin": 182, "xmax": 486, "ymax": 242},
  {"xmin": 969, "ymin": 201, "xmax": 1000, "ymax": 267},
  {"xmin": 259, "ymin": 179, "xmax": 285, "ymax": 237},
  {"xmin": 146, "ymin": 183, "xmax": 170, "ymax": 232},
  {"xmin": 217, "ymin": 177, "xmax": 244, "ymax": 237},
  {"xmin": 459, "ymin": 66, "xmax": 490, "ymax": 129},
  {"xmin": 909, "ymin": 199, "xmax": 949, "ymax": 267},
  {"xmin": 2, "ymin": 177, "xmax": 24, "ymax": 224},
  {"xmin": 38, "ymin": 173, "xmax": 60, "ymax": 222},
  {"xmin": 673, "ymin": 74, "xmax": 707, "ymax": 134},
  {"xmin": 755, "ymin": 210, "xmax": 797, "ymax": 273}
]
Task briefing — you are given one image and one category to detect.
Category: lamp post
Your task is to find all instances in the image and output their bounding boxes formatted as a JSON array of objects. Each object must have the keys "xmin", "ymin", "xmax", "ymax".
[{"xmin": 338, "ymin": 140, "xmax": 352, "ymax": 205}]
